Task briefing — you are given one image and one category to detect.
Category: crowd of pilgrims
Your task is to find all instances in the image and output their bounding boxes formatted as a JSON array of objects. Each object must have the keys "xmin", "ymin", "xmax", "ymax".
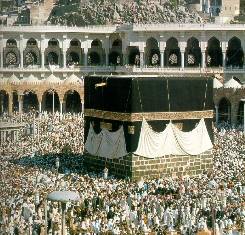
[{"xmin": 0, "ymin": 112, "xmax": 245, "ymax": 235}]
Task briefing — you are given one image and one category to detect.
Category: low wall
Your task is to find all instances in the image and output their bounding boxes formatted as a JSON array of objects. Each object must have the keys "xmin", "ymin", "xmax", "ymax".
[{"xmin": 83, "ymin": 150, "xmax": 213, "ymax": 180}]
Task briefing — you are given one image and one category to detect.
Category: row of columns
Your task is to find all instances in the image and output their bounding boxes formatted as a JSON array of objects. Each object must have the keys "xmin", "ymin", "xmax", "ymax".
[
  {"xmin": 4, "ymin": 93, "xmax": 84, "ymax": 115},
  {"xmin": 1, "ymin": 33, "xmax": 243, "ymax": 69},
  {"xmin": 215, "ymin": 100, "xmax": 245, "ymax": 131},
  {"xmin": 0, "ymin": 129, "xmax": 20, "ymax": 145}
]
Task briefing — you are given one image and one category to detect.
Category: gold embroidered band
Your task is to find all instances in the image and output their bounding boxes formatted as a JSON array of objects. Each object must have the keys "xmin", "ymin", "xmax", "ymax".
[{"xmin": 84, "ymin": 109, "xmax": 214, "ymax": 122}]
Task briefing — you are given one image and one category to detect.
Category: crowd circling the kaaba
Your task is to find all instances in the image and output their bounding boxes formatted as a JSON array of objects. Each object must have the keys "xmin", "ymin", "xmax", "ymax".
[{"xmin": 0, "ymin": 112, "xmax": 245, "ymax": 235}]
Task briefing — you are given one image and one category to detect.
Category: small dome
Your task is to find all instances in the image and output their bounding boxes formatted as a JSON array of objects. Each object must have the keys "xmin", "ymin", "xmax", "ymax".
[
  {"xmin": 22, "ymin": 74, "xmax": 40, "ymax": 84},
  {"xmin": 45, "ymin": 74, "xmax": 62, "ymax": 84},
  {"xmin": 64, "ymin": 74, "xmax": 82, "ymax": 85},
  {"xmin": 213, "ymin": 78, "xmax": 223, "ymax": 89},
  {"xmin": 224, "ymin": 77, "xmax": 242, "ymax": 89},
  {"xmin": 8, "ymin": 74, "xmax": 20, "ymax": 84}
]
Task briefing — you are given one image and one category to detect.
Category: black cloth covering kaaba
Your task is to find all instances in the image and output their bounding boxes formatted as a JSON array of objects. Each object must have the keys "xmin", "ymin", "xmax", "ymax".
[{"xmin": 84, "ymin": 76, "xmax": 213, "ymax": 153}]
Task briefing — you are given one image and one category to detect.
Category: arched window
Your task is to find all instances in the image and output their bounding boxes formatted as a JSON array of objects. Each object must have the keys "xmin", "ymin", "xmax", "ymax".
[
  {"xmin": 218, "ymin": 98, "xmax": 231, "ymax": 123},
  {"xmin": 185, "ymin": 37, "xmax": 201, "ymax": 67},
  {"xmin": 48, "ymin": 38, "xmax": 59, "ymax": 47},
  {"xmin": 6, "ymin": 39, "xmax": 17, "ymax": 47},
  {"xmin": 91, "ymin": 39, "xmax": 102, "ymax": 47},
  {"xmin": 145, "ymin": 37, "xmax": 160, "ymax": 66},
  {"xmin": 206, "ymin": 37, "xmax": 222, "ymax": 67},
  {"xmin": 88, "ymin": 52, "xmax": 100, "ymax": 65},
  {"xmin": 47, "ymin": 52, "xmax": 59, "ymax": 65},
  {"xmin": 226, "ymin": 37, "xmax": 244, "ymax": 68},
  {"xmin": 27, "ymin": 38, "xmax": 37, "ymax": 46},
  {"xmin": 165, "ymin": 37, "xmax": 180, "ymax": 67}
]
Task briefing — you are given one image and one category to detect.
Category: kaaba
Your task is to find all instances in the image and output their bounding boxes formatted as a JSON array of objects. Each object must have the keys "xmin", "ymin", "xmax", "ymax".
[{"xmin": 83, "ymin": 75, "xmax": 214, "ymax": 179}]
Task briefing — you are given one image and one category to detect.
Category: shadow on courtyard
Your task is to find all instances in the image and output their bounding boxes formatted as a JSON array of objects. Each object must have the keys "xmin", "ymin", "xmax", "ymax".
[{"xmin": 10, "ymin": 153, "xmax": 86, "ymax": 174}]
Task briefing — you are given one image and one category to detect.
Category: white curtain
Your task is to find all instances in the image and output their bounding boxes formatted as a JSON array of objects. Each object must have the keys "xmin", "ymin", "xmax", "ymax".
[
  {"xmin": 135, "ymin": 118, "xmax": 213, "ymax": 158},
  {"xmin": 85, "ymin": 124, "xmax": 128, "ymax": 159}
]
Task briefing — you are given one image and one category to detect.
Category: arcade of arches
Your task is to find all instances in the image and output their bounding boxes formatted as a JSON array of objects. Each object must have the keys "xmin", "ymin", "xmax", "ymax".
[
  {"xmin": 2, "ymin": 36, "xmax": 245, "ymax": 68},
  {"xmin": 214, "ymin": 89, "xmax": 245, "ymax": 126},
  {"xmin": 0, "ymin": 85, "xmax": 84, "ymax": 115}
]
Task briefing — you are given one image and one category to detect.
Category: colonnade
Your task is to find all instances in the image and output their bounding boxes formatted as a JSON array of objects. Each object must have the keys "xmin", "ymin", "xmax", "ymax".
[
  {"xmin": 0, "ymin": 125, "xmax": 22, "ymax": 145},
  {"xmin": 0, "ymin": 90, "xmax": 84, "ymax": 115}
]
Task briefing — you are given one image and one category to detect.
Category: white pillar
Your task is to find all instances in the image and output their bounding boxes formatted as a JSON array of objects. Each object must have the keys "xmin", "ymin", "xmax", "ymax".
[
  {"xmin": 41, "ymin": 34, "xmax": 46, "ymax": 68},
  {"xmin": 242, "ymin": 99, "xmax": 245, "ymax": 133},
  {"xmin": 0, "ymin": 34, "xmax": 3, "ymax": 68},
  {"xmin": 8, "ymin": 92, "xmax": 13, "ymax": 115},
  {"xmin": 39, "ymin": 102, "xmax": 42, "ymax": 113},
  {"xmin": 215, "ymin": 105, "xmax": 219, "ymax": 125},
  {"xmin": 63, "ymin": 50, "xmax": 67, "ymax": 68},
  {"xmin": 160, "ymin": 51, "xmax": 164, "ymax": 68},
  {"xmin": 20, "ymin": 34, "xmax": 24, "ymax": 68},
  {"xmin": 105, "ymin": 50, "xmax": 109, "ymax": 66},
  {"xmin": 140, "ymin": 51, "xmax": 144, "ymax": 68},
  {"xmin": 202, "ymin": 51, "xmax": 206, "ymax": 68},
  {"xmin": 81, "ymin": 102, "xmax": 84, "ymax": 113},
  {"xmin": 84, "ymin": 49, "xmax": 88, "ymax": 66},
  {"xmin": 41, "ymin": 50, "xmax": 45, "ymax": 68},
  {"xmin": 18, "ymin": 95, "xmax": 23, "ymax": 114},
  {"xmin": 52, "ymin": 91, "xmax": 55, "ymax": 114},
  {"xmin": 222, "ymin": 51, "xmax": 226, "ymax": 68},
  {"xmin": 181, "ymin": 50, "xmax": 185, "ymax": 69},
  {"xmin": 60, "ymin": 102, "xmax": 63, "ymax": 114}
]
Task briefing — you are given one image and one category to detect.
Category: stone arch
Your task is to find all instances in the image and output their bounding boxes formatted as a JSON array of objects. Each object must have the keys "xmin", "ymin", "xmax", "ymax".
[
  {"xmin": 26, "ymin": 38, "xmax": 38, "ymax": 46},
  {"xmin": 226, "ymin": 37, "xmax": 244, "ymax": 68},
  {"xmin": 88, "ymin": 51, "xmax": 101, "ymax": 65},
  {"xmin": 237, "ymin": 101, "xmax": 244, "ymax": 126},
  {"xmin": 218, "ymin": 97, "xmax": 231, "ymax": 123},
  {"xmin": 145, "ymin": 37, "xmax": 160, "ymax": 66},
  {"xmin": 47, "ymin": 51, "xmax": 59, "ymax": 65},
  {"xmin": 24, "ymin": 38, "xmax": 40, "ymax": 66},
  {"xmin": 165, "ymin": 37, "xmax": 181, "ymax": 67},
  {"xmin": 23, "ymin": 90, "xmax": 39, "ymax": 113},
  {"xmin": 88, "ymin": 39, "xmax": 104, "ymax": 65},
  {"xmin": 109, "ymin": 39, "xmax": 123, "ymax": 65},
  {"xmin": 6, "ymin": 38, "xmax": 17, "ymax": 47},
  {"xmin": 4, "ymin": 38, "xmax": 20, "ymax": 67},
  {"xmin": 12, "ymin": 90, "xmax": 19, "ymax": 112},
  {"xmin": 109, "ymin": 51, "xmax": 121, "ymax": 65},
  {"xmin": 185, "ymin": 37, "xmax": 201, "ymax": 67},
  {"xmin": 45, "ymin": 38, "xmax": 61, "ymax": 66},
  {"xmin": 127, "ymin": 46, "xmax": 140, "ymax": 66},
  {"xmin": 91, "ymin": 39, "xmax": 102, "ymax": 48},
  {"xmin": 42, "ymin": 89, "xmax": 60, "ymax": 113},
  {"xmin": 0, "ymin": 90, "xmax": 9, "ymax": 114},
  {"xmin": 64, "ymin": 90, "xmax": 81, "ymax": 113},
  {"xmin": 67, "ymin": 39, "xmax": 82, "ymax": 66},
  {"xmin": 206, "ymin": 37, "xmax": 222, "ymax": 67}
]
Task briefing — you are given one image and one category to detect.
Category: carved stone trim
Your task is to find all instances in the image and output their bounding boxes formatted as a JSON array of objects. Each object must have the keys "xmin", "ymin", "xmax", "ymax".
[{"xmin": 84, "ymin": 109, "xmax": 214, "ymax": 121}]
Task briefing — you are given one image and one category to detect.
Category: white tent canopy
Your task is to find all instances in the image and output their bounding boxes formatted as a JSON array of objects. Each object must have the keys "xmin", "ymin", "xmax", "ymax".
[
  {"xmin": 45, "ymin": 74, "xmax": 62, "ymax": 84},
  {"xmin": 213, "ymin": 78, "xmax": 223, "ymax": 89},
  {"xmin": 85, "ymin": 124, "xmax": 128, "ymax": 159},
  {"xmin": 8, "ymin": 74, "xmax": 20, "ymax": 84},
  {"xmin": 85, "ymin": 118, "xmax": 213, "ymax": 159},
  {"xmin": 64, "ymin": 74, "xmax": 82, "ymax": 85},
  {"xmin": 224, "ymin": 77, "xmax": 242, "ymax": 89},
  {"xmin": 22, "ymin": 74, "xmax": 40, "ymax": 84},
  {"xmin": 135, "ymin": 118, "xmax": 213, "ymax": 158}
]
